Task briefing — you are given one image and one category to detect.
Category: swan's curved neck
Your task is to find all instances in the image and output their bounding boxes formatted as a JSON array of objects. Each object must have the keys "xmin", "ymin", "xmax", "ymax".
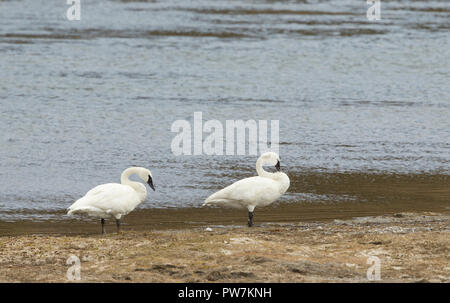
[
  {"xmin": 256, "ymin": 157, "xmax": 275, "ymax": 179},
  {"xmin": 120, "ymin": 167, "xmax": 147, "ymax": 199},
  {"xmin": 120, "ymin": 167, "xmax": 142, "ymax": 185}
]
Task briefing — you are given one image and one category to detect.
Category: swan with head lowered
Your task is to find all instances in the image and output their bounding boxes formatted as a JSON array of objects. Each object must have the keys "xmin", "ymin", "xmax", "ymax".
[
  {"xmin": 67, "ymin": 167, "xmax": 155, "ymax": 234},
  {"xmin": 203, "ymin": 152, "xmax": 289, "ymax": 227}
]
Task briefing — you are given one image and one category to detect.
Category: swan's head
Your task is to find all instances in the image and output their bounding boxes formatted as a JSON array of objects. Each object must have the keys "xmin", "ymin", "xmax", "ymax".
[
  {"xmin": 260, "ymin": 152, "xmax": 281, "ymax": 171},
  {"xmin": 137, "ymin": 168, "xmax": 155, "ymax": 191}
]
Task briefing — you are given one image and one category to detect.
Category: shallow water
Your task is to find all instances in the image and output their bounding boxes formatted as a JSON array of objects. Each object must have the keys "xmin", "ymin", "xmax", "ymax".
[{"xmin": 0, "ymin": 0, "xmax": 449, "ymax": 221}]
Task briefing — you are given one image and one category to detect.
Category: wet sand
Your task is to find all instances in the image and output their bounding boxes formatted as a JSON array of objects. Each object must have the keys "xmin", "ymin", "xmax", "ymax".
[
  {"xmin": 1, "ymin": 172, "xmax": 448, "ymax": 236},
  {"xmin": 0, "ymin": 200, "xmax": 449, "ymax": 236},
  {"xmin": 0, "ymin": 212, "xmax": 448, "ymax": 282}
]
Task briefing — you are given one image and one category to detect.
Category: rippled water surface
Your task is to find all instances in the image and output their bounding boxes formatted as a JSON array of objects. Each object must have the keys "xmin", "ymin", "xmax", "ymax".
[{"xmin": 0, "ymin": 0, "xmax": 449, "ymax": 221}]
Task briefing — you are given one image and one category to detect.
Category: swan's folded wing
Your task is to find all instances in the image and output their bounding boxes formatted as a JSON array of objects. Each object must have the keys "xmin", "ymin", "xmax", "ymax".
[
  {"xmin": 67, "ymin": 183, "xmax": 140, "ymax": 215},
  {"xmin": 204, "ymin": 176, "xmax": 280, "ymax": 207}
]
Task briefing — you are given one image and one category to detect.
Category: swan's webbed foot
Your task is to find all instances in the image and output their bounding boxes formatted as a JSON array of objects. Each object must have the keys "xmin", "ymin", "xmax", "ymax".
[
  {"xmin": 101, "ymin": 218, "xmax": 106, "ymax": 234},
  {"xmin": 248, "ymin": 211, "xmax": 254, "ymax": 227},
  {"xmin": 116, "ymin": 219, "xmax": 121, "ymax": 234}
]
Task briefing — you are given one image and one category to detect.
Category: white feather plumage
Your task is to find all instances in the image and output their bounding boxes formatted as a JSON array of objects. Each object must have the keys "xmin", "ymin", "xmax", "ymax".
[
  {"xmin": 204, "ymin": 152, "xmax": 289, "ymax": 226},
  {"xmin": 67, "ymin": 183, "xmax": 143, "ymax": 219},
  {"xmin": 67, "ymin": 167, "xmax": 154, "ymax": 233}
]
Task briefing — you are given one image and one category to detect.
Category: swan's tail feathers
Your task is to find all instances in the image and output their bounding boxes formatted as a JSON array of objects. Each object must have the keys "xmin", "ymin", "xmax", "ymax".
[
  {"xmin": 203, "ymin": 194, "xmax": 221, "ymax": 206},
  {"xmin": 204, "ymin": 197, "xmax": 245, "ymax": 209},
  {"xmin": 204, "ymin": 190, "xmax": 226, "ymax": 206},
  {"xmin": 67, "ymin": 206, "xmax": 104, "ymax": 217},
  {"xmin": 203, "ymin": 196, "xmax": 212, "ymax": 206},
  {"xmin": 204, "ymin": 199, "xmax": 225, "ymax": 206},
  {"xmin": 67, "ymin": 205, "xmax": 77, "ymax": 215}
]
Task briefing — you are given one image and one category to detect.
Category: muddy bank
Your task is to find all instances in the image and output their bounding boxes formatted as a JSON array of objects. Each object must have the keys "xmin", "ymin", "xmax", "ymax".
[
  {"xmin": 0, "ymin": 212, "xmax": 448, "ymax": 282},
  {"xmin": 1, "ymin": 198, "xmax": 449, "ymax": 236},
  {"xmin": 1, "ymin": 171, "xmax": 449, "ymax": 233}
]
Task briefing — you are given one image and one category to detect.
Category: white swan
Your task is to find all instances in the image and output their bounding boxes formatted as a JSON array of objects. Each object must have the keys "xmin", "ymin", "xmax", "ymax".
[
  {"xmin": 67, "ymin": 167, "xmax": 155, "ymax": 234},
  {"xmin": 203, "ymin": 152, "xmax": 290, "ymax": 227}
]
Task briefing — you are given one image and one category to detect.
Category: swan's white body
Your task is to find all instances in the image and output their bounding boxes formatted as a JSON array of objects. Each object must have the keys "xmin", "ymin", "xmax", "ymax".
[
  {"xmin": 204, "ymin": 152, "xmax": 290, "ymax": 215},
  {"xmin": 67, "ymin": 167, "xmax": 153, "ymax": 220}
]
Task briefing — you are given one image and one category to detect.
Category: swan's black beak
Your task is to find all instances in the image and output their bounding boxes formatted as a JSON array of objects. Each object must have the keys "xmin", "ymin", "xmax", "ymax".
[
  {"xmin": 147, "ymin": 175, "xmax": 155, "ymax": 191},
  {"xmin": 275, "ymin": 160, "xmax": 281, "ymax": 171}
]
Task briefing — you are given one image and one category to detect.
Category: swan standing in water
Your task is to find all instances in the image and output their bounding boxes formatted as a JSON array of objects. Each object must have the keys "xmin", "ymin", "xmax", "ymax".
[
  {"xmin": 67, "ymin": 167, "xmax": 155, "ymax": 234},
  {"xmin": 204, "ymin": 152, "xmax": 290, "ymax": 227}
]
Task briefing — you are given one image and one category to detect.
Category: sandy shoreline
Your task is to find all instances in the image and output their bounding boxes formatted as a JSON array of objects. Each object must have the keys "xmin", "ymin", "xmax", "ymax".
[
  {"xmin": 1, "ymin": 196, "xmax": 450, "ymax": 236},
  {"xmin": 0, "ymin": 211, "xmax": 448, "ymax": 282}
]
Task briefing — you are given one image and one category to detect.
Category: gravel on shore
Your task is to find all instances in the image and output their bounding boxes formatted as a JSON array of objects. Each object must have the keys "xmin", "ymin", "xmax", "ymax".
[{"xmin": 0, "ymin": 212, "xmax": 448, "ymax": 282}]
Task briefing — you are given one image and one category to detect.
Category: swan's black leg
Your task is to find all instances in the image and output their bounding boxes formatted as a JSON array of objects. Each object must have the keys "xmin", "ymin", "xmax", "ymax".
[
  {"xmin": 101, "ymin": 218, "xmax": 105, "ymax": 234},
  {"xmin": 116, "ymin": 219, "xmax": 121, "ymax": 234},
  {"xmin": 248, "ymin": 211, "xmax": 254, "ymax": 227}
]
